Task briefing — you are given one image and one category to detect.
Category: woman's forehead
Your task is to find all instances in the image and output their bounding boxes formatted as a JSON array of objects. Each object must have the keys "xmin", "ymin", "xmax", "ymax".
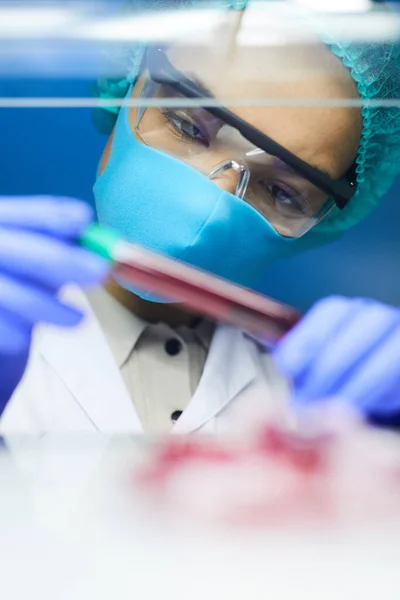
[{"xmin": 167, "ymin": 41, "xmax": 351, "ymax": 102}]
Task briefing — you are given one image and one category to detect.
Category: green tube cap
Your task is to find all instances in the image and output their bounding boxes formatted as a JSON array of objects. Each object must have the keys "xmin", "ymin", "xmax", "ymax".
[{"xmin": 80, "ymin": 224, "xmax": 121, "ymax": 261}]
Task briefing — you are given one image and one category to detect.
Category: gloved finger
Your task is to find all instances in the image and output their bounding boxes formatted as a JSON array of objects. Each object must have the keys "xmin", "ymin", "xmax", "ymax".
[
  {"xmin": 365, "ymin": 387, "xmax": 400, "ymax": 418},
  {"xmin": 366, "ymin": 387, "xmax": 400, "ymax": 427},
  {"xmin": 292, "ymin": 302, "xmax": 400, "ymax": 402},
  {"xmin": 0, "ymin": 228, "xmax": 109, "ymax": 289},
  {"xmin": 0, "ymin": 274, "xmax": 84, "ymax": 330},
  {"xmin": 0, "ymin": 311, "xmax": 31, "ymax": 354},
  {"xmin": 0, "ymin": 197, "xmax": 93, "ymax": 238},
  {"xmin": 273, "ymin": 296, "xmax": 360, "ymax": 381},
  {"xmin": 0, "ymin": 345, "xmax": 31, "ymax": 407},
  {"xmin": 336, "ymin": 324, "xmax": 400, "ymax": 411}
]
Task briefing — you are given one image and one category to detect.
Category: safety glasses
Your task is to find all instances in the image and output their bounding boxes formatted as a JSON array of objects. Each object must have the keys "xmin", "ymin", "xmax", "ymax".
[{"xmin": 133, "ymin": 47, "xmax": 357, "ymax": 238}]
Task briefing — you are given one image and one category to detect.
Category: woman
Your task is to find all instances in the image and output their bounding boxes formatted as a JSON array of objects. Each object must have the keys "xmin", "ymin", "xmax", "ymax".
[{"xmin": 1, "ymin": 1, "xmax": 400, "ymax": 432}]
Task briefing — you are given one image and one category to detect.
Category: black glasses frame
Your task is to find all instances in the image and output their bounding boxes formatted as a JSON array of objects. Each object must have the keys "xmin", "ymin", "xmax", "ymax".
[{"xmin": 145, "ymin": 47, "xmax": 357, "ymax": 210}]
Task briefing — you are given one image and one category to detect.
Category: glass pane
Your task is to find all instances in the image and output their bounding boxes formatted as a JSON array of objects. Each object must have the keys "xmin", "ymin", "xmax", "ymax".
[{"xmin": 0, "ymin": 0, "xmax": 398, "ymax": 107}]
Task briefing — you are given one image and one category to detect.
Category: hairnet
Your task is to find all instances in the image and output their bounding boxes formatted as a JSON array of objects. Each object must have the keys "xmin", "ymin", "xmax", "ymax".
[
  {"xmin": 93, "ymin": 1, "xmax": 400, "ymax": 235},
  {"xmin": 317, "ymin": 40, "xmax": 400, "ymax": 234}
]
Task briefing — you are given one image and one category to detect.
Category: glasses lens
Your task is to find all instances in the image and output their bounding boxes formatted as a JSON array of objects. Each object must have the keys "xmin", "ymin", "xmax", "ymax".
[
  {"xmin": 243, "ymin": 153, "xmax": 335, "ymax": 237},
  {"xmin": 134, "ymin": 75, "xmax": 334, "ymax": 238},
  {"xmin": 134, "ymin": 74, "xmax": 238, "ymax": 174}
]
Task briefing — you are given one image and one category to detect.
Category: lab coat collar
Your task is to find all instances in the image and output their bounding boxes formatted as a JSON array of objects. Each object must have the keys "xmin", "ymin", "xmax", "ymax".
[
  {"xmin": 39, "ymin": 286, "xmax": 143, "ymax": 433},
  {"xmin": 172, "ymin": 324, "xmax": 257, "ymax": 434},
  {"xmin": 39, "ymin": 286, "xmax": 257, "ymax": 435}
]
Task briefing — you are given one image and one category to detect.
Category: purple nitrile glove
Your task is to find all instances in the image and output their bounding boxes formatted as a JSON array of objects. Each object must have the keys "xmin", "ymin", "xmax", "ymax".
[
  {"xmin": 273, "ymin": 296, "xmax": 400, "ymax": 428},
  {"xmin": 0, "ymin": 196, "xmax": 110, "ymax": 412}
]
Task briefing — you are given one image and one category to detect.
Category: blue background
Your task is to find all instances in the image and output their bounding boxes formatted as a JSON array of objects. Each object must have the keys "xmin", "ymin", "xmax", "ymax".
[{"xmin": 1, "ymin": 74, "xmax": 399, "ymax": 313}]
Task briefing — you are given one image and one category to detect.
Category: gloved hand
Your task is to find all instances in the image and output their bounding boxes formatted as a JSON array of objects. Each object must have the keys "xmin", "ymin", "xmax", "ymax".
[
  {"xmin": 273, "ymin": 296, "xmax": 400, "ymax": 427},
  {"xmin": 0, "ymin": 196, "xmax": 109, "ymax": 411}
]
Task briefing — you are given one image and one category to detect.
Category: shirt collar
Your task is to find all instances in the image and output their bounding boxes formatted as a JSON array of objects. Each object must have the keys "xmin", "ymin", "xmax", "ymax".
[{"xmin": 86, "ymin": 286, "xmax": 215, "ymax": 368}]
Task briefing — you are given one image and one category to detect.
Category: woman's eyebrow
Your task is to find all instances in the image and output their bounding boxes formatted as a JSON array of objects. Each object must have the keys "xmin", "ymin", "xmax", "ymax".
[
  {"xmin": 269, "ymin": 155, "xmax": 337, "ymax": 182},
  {"xmin": 272, "ymin": 153, "xmax": 337, "ymax": 182},
  {"xmin": 184, "ymin": 72, "xmax": 215, "ymax": 99},
  {"xmin": 310, "ymin": 163, "xmax": 337, "ymax": 181}
]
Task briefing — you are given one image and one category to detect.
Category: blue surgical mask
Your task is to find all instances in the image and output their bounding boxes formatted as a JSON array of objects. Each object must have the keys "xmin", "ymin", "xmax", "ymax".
[{"xmin": 93, "ymin": 89, "xmax": 301, "ymax": 302}]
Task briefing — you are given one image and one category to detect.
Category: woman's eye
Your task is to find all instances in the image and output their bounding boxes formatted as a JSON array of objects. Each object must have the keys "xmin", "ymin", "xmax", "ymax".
[
  {"xmin": 263, "ymin": 182, "xmax": 309, "ymax": 218},
  {"xmin": 163, "ymin": 110, "xmax": 209, "ymax": 146}
]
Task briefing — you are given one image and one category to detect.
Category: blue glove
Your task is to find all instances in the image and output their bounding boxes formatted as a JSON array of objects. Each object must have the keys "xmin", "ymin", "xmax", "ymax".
[
  {"xmin": 273, "ymin": 296, "xmax": 400, "ymax": 427},
  {"xmin": 0, "ymin": 196, "xmax": 109, "ymax": 411}
]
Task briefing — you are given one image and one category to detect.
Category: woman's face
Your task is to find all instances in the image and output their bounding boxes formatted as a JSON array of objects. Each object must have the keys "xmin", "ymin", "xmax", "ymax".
[{"xmin": 99, "ymin": 39, "xmax": 362, "ymax": 236}]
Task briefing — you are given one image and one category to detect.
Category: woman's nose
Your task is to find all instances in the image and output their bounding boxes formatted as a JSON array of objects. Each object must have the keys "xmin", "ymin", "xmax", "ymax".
[{"xmin": 211, "ymin": 169, "xmax": 240, "ymax": 195}]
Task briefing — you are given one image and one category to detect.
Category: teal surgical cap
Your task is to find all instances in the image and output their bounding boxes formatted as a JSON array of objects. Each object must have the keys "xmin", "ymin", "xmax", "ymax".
[{"xmin": 93, "ymin": 0, "xmax": 400, "ymax": 235}]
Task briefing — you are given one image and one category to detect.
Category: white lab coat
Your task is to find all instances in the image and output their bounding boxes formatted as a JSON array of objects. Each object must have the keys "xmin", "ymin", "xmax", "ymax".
[
  {"xmin": 0, "ymin": 286, "xmax": 287, "ymax": 435},
  {"xmin": 0, "ymin": 287, "xmax": 291, "ymax": 581}
]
